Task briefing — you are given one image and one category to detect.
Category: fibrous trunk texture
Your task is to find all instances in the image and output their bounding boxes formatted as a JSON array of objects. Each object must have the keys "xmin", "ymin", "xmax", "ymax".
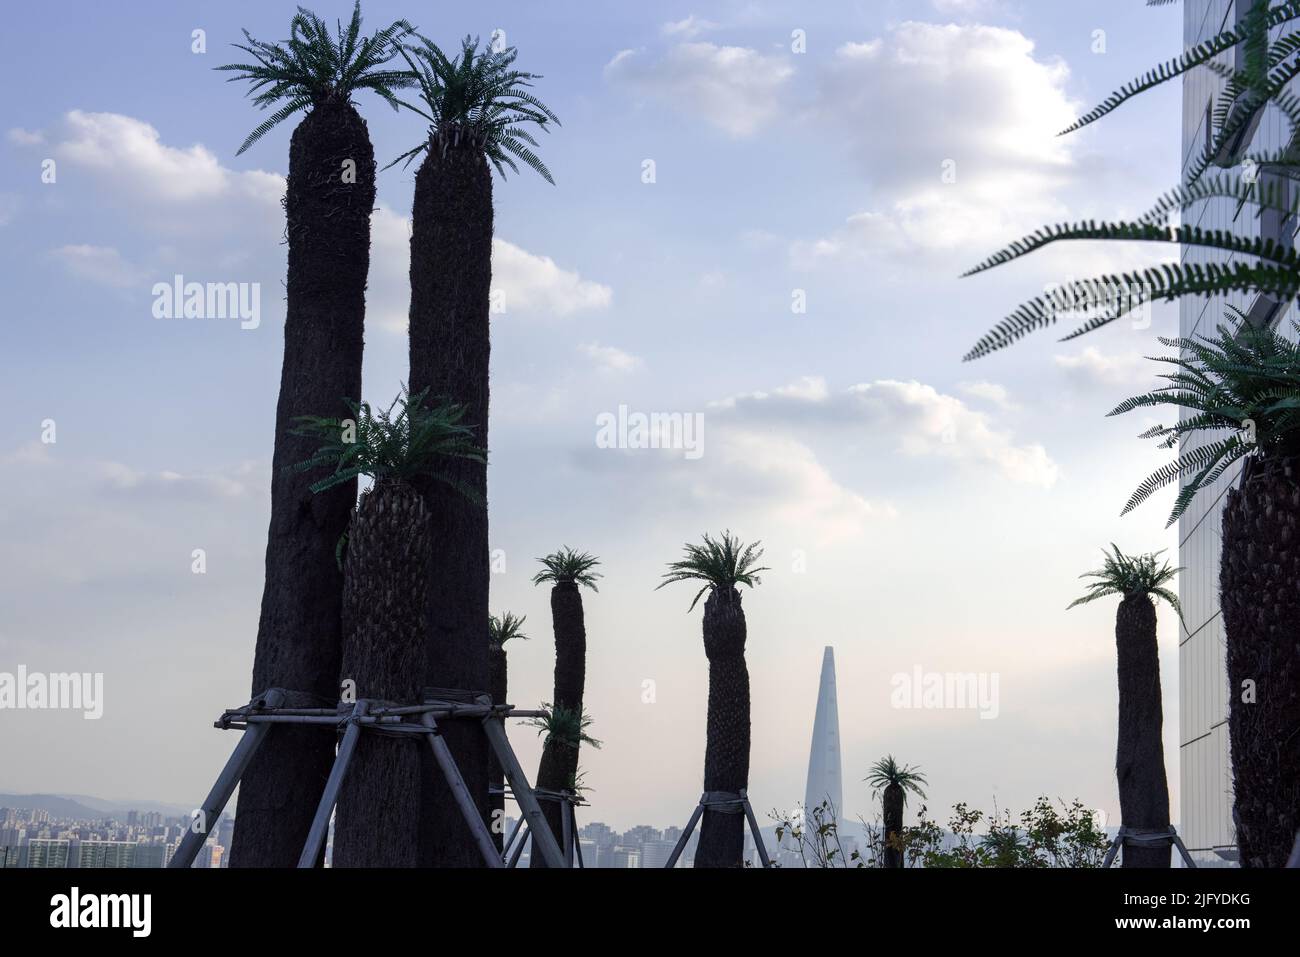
[
  {"xmin": 1115, "ymin": 594, "xmax": 1171, "ymax": 868},
  {"xmin": 695, "ymin": 586, "xmax": 751, "ymax": 868},
  {"xmin": 532, "ymin": 581, "xmax": 587, "ymax": 867},
  {"xmin": 882, "ymin": 784, "xmax": 904, "ymax": 869},
  {"xmin": 408, "ymin": 144, "xmax": 493, "ymax": 867},
  {"xmin": 231, "ymin": 99, "xmax": 374, "ymax": 867},
  {"xmin": 1221, "ymin": 454, "xmax": 1300, "ymax": 868},
  {"xmin": 332, "ymin": 482, "xmax": 431, "ymax": 867}
]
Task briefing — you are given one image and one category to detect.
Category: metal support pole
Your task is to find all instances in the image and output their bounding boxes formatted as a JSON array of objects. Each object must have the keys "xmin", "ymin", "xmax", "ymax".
[
  {"xmin": 1101, "ymin": 829, "xmax": 1123, "ymax": 869},
  {"xmin": 169, "ymin": 689, "xmax": 285, "ymax": 868},
  {"xmin": 507, "ymin": 821, "xmax": 530, "ymax": 868},
  {"xmin": 742, "ymin": 793, "xmax": 773, "ymax": 868},
  {"xmin": 562, "ymin": 793, "xmax": 574, "ymax": 867},
  {"xmin": 664, "ymin": 801, "xmax": 705, "ymax": 869},
  {"xmin": 572, "ymin": 806, "xmax": 585, "ymax": 869},
  {"xmin": 420, "ymin": 711, "xmax": 503, "ymax": 868},
  {"xmin": 297, "ymin": 700, "xmax": 368, "ymax": 868},
  {"xmin": 501, "ymin": 812, "xmax": 525, "ymax": 866},
  {"xmin": 480, "ymin": 704, "xmax": 566, "ymax": 868}
]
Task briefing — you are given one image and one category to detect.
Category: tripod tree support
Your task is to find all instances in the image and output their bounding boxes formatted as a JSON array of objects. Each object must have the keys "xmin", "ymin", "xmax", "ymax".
[
  {"xmin": 1100, "ymin": 826, "xmax": 1197, "ymax": 869},
  {"xmin": 665, "ymin": 790, "xmax": 773, "ymax": 868},
  {"xmin": 169, "ymin": 691, "xmax": 566, "ymax": 869}
]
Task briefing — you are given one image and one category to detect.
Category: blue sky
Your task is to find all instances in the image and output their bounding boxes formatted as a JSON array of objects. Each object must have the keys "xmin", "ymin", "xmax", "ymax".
[{"xmin": 0, "ymin": 1, "xmax": 1190, "ymax": 831}]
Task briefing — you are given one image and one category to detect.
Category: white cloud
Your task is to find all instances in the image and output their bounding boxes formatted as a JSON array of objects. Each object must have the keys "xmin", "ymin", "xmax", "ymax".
[
  {"xmin": 7, "ymin": 127, "xmax": 45, "ymax": 146},
  {"xmin": 494, "ymin": 239, "xmax": 614, "ymax": 316},
  {"xmin": 580, "ymin": 341, "xmax": 643, "ymax": 374},
  {"xmin": 98, "ymin": 461, "xmax": 251, "ymax": 500},
  {"xmin": 1054, "ymin": 346, "xmax": 1152, "ymax": 391},
  {"xmin": 605, "ymin": 42, "xmax": 795, "ymax": 137},
  {"xmin": 959, "ymin": 380, "xmax": 1016, "ymax": 411},
  {"xmin": 718, "ymin": 377, "xmax": 1059, "ymax": 488},
  {"xmin": 55, "ymin": 110, "xmax": 244, "ymax": 203},
  {"xmin": 795, "ymin": 22, "xmax": 1080, "ymax": 263},
  {"xmin": 662, "ymin": 15, "xmax": 719, "ymax": 39},
  {"xmin": 51, "ymin": 244, "xmax": 147, "ymax": 288}
]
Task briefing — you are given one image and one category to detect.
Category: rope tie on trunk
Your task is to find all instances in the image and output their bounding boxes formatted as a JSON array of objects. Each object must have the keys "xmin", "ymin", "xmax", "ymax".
[
  {"xmin": 1116, "ymin": 826, "xmax": 1177, "ymax": 847},
  {"xmin": 700, "ymin": 790, "xmax": 746, "ymax": 814}
]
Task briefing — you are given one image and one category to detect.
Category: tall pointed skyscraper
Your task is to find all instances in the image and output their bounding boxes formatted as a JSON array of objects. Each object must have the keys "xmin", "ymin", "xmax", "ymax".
[{"xmin": 804, "ymin": 646, "xmax": 843, "ymax": 820}]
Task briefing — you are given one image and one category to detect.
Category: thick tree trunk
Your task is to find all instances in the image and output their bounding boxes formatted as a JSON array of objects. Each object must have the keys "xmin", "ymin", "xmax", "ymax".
[
  {"xmin": 1221, "ymin": 454, "xmax": 1300, "ymax": 868},
  {"xmin": 532, "ymin": 581, "xmax": 587, "ymax": 867},
  {"xmin": 488, "ymin": 642, "xmax": 506, "ymax": 854},
  {"xmin": 1115, "ymin": 594, "xmax": 1171, "ymax": 868},
  {"xmin": 408, "ymin": 144, "xmax": 493, "ymax": 867},
  {"xmin": 695, "ymin": 587, "xmax": 751, "ymax": 868},
  {"xmin": 882, "ymin": 784, "xmax": 904, "ymax": 868},
  {"xmin": 231, "ymin": 99, "xmax": 374, "ymax": 868},
  {"xmin": 332, "ymin": 482, "xmax": 430, "ymax": 867}
]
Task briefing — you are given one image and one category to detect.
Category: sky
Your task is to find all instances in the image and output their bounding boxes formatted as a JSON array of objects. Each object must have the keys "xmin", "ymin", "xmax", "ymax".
[{"xmin": 0, "ymin": 0, "xmax": 1191, "ymax": 833}]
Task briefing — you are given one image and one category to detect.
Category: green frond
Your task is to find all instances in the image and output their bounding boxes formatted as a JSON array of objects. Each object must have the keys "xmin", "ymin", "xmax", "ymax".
[
  {"xmin": 1069, "ymin": 544, "xmax": 1183, "ymax": 618},
  {"xmin": 289, "ymin": 385, "xmax": 484, "ymax": 493},
  {"xmin": 389, "ymin": 33, "xmax": 559, "ymax": 181},
  {"xmin": 864, "ymin": 756, "xmax": 928, "ymax": 805},
  {"xmin": 529, "ymin": 703, "xmax": 601, "ymax": 751},
  {"xmin": 532, "ymin": 547, "xmax": 603, "ymax": 590},
  {"xmin": 1059, "ymin": 1, "xmax": 1293, "ymax": 135},
  {"xmin": 489, "ymin": 611, "xmax": 529, "ymax": 647},
  {"xmin": 656, "ymin": 530, "xmax": 770, "ymax": 612},
  {"xmin": 964, "ymin": 261, "xmax": 1300, "ymax": 362},
  {"xmin": 217, "ymin": 2, "xmax": 415, "ymax": 153}
]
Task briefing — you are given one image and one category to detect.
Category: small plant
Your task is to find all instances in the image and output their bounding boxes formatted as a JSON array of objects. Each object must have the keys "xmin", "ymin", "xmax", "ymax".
[
  {"xmin": 771, "ymin": 800, "xmax": 864, "ymax": 869},
  {"xmin": 290, "ymin": 386, "xmax": 484, "ymax": 495},
  {"xmin": 532, "ymin": 549, "xmax": 602, "ymax": 590},
  {"xmin": 216, "ymin": 2, "xmax": 414, "ymax": 154},
  {"xmin": 1069, "ymin": 546, "xmax": 1183, "ymax": 619},
  {"xmin": 529, "ymin": 703, "xmax": 601, "ymax": 752},
  {"xmin": 656, "ymin": 530, "xmax": 770, "ymax": 611},
  {"xmin": 388, "ymin": 34, "xmax": 560, "ymax": 179},
  {"xmin": 1108, "ymin": 311, "xmax": 1300, "ymax": 526},
  {"xmin": 488, "ymin": 612, "xmax": 529, "ymax": 649}
]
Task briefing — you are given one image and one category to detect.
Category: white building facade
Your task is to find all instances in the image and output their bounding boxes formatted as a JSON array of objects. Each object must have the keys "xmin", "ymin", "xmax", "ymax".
[{"xmin": 1179, "ymin": 0, "xmax": 1296, "ymax": 865}]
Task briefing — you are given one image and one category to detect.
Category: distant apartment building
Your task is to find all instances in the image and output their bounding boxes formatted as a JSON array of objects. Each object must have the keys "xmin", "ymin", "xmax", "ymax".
[
  {"xmin": 76, "ymin": 840, "xmax": 136, "ymax": 868},
  {"xmin": 1179, "ymin": 0, "xmax": 1297, "ymax": 865},
  {"xmin": 26, "ymin": 839, "xmax": 71, "ymax": 868}
]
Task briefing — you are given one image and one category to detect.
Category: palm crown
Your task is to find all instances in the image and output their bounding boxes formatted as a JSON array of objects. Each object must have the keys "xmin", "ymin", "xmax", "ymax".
[
  {"xmin": 865, "ymin": 756, "xmax": 928, "ymax": 806},
  {"xmin": 1109, "ymin": 310, "xmax": 1300, "ymax": 525},
  {"xmin": 532, "ymin": 548, "xmax": 602, "ymax": 591},
  {"xmin": 1068, "ymin": 545, "xmax": 1183, "ymax": 619},
  {"xmin": 216, "ymin": 2, "xmax": 414, "ymax": 154},
  {"xmin": 962, "ymin": 1, "xmax": 1300, "ymax": 361},
  {"xmin": 489, "ymin": 612, "xmax": 529, "ymax": 648},
  {"xmin": 388, "ymin": 33, "xmax": 559, "ymax": 181},
  {"xmin": 657, "ymin": 531, "xmax": 770, "ymax": 612},
  {"xmin": 290, "ymin": 386, "xmax": 484, "ymax": 496}
]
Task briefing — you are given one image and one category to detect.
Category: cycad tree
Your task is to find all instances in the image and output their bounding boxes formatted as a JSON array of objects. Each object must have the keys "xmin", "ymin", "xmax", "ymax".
[
  {"xmin": 1070, "ymin": 546, "xmax": 1183, "ymax": 868},
  {"xmin": 865, "ymin": 756, "xmax": 927, "ymax": 869},
  {"xmin": 392, "ymin": 34, "xmax": 558, "ymax": 867},
  {"xmin": 487, "ymin": 612, "xmax": 528, "ymax": 852},
  {"xmin": 658, "ymin": 532, "xmax": 769, "ymax": 867},
  {"xmin": 529, "ymin": 549, "xmax": 601, "ymax": 866},
  {"xmin": 217, "ymin": 2, "xmax": 413, "ymax": 868},
  {"xmin": 1108, "ymin": 316, "xmax": 1300, "ymax": 866},
  {"xmin": 291, "ymin": 388, "xmax": 484, "ymax": 867}
]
